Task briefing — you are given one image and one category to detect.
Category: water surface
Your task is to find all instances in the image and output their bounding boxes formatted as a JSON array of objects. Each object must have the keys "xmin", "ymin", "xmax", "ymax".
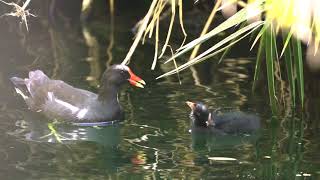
[{"xmin": 0, "ymin": 2, "xmax": 319, "ymax": 179}]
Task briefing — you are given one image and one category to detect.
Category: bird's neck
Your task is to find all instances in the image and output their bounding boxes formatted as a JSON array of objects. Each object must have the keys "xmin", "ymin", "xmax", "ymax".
[
  {"xmin": 98, "ymin": 83, "xmax": 120, "ymax": 104},
  {"xmin": 96, "ymin": 83, "xmax": 124, "ymax": 121},
  {"xmin": 193, "ymin": 116, "xmax": 208, "ymax": 127},
  {"xmin": 207, "ymin": 112, "xmax": 215, "ymax": 126},
  {"xmin": 193, "ymin": 112, "xmax": 212, "ymax": 128}
]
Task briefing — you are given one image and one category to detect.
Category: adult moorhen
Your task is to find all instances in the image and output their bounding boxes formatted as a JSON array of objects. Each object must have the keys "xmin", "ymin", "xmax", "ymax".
[
  {"xmin": 10, "ymin": 64, "xmax": 146, "ymax": 123},
  {"xmin": 186, "ymin": 101, "xmax": 260, "ymax": 135}
]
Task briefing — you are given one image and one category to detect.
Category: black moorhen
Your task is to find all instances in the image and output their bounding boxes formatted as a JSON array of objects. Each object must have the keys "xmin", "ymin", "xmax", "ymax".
[
  {"xmin": 186, "ymin": 101, "xmax": 260, "ymax": 135},
  {"xmin": 10, "ymin": 64, "xmax": 146, "ymax": 123}
]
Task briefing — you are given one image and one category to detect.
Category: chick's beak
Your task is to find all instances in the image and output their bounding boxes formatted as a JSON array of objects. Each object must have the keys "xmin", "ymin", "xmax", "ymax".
[
  {"xmin": 128, "ymin": 68, "xmax": 146, "ymax": 88},
  {"xmin": 186, "ymin": 101, "xmax": 196, "ymax": 111}
]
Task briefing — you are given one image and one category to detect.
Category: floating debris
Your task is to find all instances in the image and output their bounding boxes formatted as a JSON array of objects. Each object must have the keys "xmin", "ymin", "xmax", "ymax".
[{"xmin": 208, "ymin": 157, "xmax": 237, "ymax": 161}]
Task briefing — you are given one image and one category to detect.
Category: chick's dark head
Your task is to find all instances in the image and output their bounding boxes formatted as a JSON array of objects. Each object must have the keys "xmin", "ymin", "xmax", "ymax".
[{"xmin": 186, "ymin": 101, "xmax": 210, "ymax": 127}]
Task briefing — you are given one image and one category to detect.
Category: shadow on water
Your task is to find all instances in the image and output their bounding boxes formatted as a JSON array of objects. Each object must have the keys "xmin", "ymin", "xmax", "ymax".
[{"xmin": 0, "ymin": 0, "xmax": 319, "ymax": 179}]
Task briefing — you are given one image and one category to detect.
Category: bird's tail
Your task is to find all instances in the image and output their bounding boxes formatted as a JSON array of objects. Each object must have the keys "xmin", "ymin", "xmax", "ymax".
[
  {"xmin": 10, "ymin": 76, "xmax": 30, "ymax": 100},
  {"xmin": 10, "ymin": 70, "xmax": 49, "ymax": 99}
]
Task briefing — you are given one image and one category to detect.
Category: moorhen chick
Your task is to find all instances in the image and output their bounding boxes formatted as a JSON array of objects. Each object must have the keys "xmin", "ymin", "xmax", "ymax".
[
  {"xmin": 186, "ymin": 101, "xmax": 260, "ymax": 135},
  {"xmin": 10, "ymin": 64, "xmax": 146, "ymax": 123}
]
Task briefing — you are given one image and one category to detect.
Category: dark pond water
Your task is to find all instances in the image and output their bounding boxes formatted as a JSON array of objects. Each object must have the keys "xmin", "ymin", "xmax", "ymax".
[{"xmin": 0, "ymin": 1, "xmax": 319, "ymax": 179}]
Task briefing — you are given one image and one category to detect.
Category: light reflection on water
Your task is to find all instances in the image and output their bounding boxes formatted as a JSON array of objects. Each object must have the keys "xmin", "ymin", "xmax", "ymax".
[{"xmin": 0, "ymin": 4, "xmax": 319, "ymax": 180}]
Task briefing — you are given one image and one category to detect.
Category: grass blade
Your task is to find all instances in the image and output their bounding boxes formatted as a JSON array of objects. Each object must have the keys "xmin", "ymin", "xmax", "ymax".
[
  {"xmin": 122, "ymin": 0, "xmax": 158, "ymax": 65},
  {"xmin": 252, "ymin": 32, "xmax": 265, "ymax": 91},
  {"xmin": 189, "ymin": 0, "xmax": 222, "ymax": 60},
  {"xmin": 282, "ymin": 32, "xmax": 296, "ymax": 106},
  {"xmin": 156, "ymin": 23, "xmax": 262, "ymax": 79},
  {"xmin": 265, "ymin": 27, "xmax": 278, "ymax": 114},
  {"xmin": 178, "ymin": 0, "xmax": 187, "ymax": 48},
  {"xmin": 158, "ymin": 0, "xmax": 175, "ymax": 58},
  {"xmin": 272, "ymin": 29, "xmax": 279, "ymax": 60},
  {"xmin": 280, "ymin": 29, "xmax": 293, "ymax": 57},
  {"xmin": 219, "ymin": 22, "xmax": 247, "ymax": 63},
  {"xmin": 164, "ymin": 0, "xmax": 265, "ymax": 64},
  {"xmin": 292, "ymin": 38, "xmax": 304, "ymax": 108},
  {"xmin": 250, "ymin": 23, "xmax": 268, "ymax": 50},
  {"xmin": 191, "ymin": 21, "xmax": 264, "ymax": 63},
  {"xmin": 151, "ymin": 16, "xmax": 160, "ymax": 70}
]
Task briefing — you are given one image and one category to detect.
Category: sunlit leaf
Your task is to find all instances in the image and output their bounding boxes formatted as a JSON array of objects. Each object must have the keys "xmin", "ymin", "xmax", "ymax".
[
  {"xmin": 219, "ymin": 22, "xmax": 247, "ymax": 64},
  {"xmin": 280, "ymin": 29, "xmax": 293, "ymax": 57},
  {"xmin": 250, "ymin": 23, "xmax": 268, "ymax": 50},
  {"xmin": 292, "ymin": 38, "xmax": 304, "ymax": 108},
  {"xmin": 157, "ymin": 23, "xmax": 262, "ymax": 78},
  {"xmin": 164, "ymin": 0, "xmax": 265, "ymax": 64},
  {"xmin": 191, "ymin": 21, "xmax": 264, "ymax": 63},
  {"xmin": 158, "ymin": 0, "xmax": 175, "ymax": 58},
  {"xmin": 252, "ymin": 32, "xmax": 265, "ymax": 91}
]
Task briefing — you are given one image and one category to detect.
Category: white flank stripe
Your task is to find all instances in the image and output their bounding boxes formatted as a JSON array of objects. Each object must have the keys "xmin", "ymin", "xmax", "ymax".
[
  {"xmin": 48, "ymin": 92, "xmax": 79, "ymax": 114},
  {"xmin": 25, "ymin": 78, "xmax": 31, "ymax": 93},
  {"xmin": 116, "ymin": 93, "xmax": 119, "ymax": 103},
  {"xmin": 55, "ymin": 99, "xmax": 79, "ymax": 114},
  {"xmin": 15, "ymin": 88, "xmax": 28, "ymax": 100},
  {"xmin": 76, "ymin": 108, "xmax": 88, "ymax": 119},
  {"xmin": 47, "ymin": 92, "xmax": 54, "ymax": 101}
]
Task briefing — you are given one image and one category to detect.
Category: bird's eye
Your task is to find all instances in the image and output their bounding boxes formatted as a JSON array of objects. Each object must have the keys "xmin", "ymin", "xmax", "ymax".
[{"xmin": 120, "ymin": 70, "xmax": 125, "ymax": 74}]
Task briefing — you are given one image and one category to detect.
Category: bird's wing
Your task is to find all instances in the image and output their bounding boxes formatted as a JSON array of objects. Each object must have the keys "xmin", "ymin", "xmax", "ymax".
[{"xmin": 38, "ymin": 79, "xmax": 98, "ymax": 108}]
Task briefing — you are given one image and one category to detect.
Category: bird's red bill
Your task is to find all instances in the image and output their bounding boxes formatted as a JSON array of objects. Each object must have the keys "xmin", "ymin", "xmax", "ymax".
[{"xmin": 128, "ymin": 68, "xmax": 146, "ymax": 88}]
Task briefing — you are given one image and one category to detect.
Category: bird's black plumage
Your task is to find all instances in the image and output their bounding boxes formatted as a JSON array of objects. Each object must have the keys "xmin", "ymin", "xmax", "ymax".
[
  {"xmin": 10, "ymin": 64, "xmax": 145, "ymax": 122},
  {"xmin": 187, "ymin": 101, "xmax": 260, "ymax": 135}
]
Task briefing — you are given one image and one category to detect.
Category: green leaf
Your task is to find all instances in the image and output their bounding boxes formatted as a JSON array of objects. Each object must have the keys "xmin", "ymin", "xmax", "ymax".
[
  {"xmin": 272, "ymin": 29, "xmax": 279, "ymax": 60},
  {"xmin": 250, "ymin": 23, "xmax": 268, "ymax": 50},
  {"xmin": 219, "ymin": 22, "xmax": 247, "ymax": 64},
  {"xmin": 280, "ymin": 29, "xmax": 293, "ymax": 57},
  {"xmin": 164, "ymin": 0, "xmax": 265, "ymax": 64},
  {"xmin": 292, "ymin": 38, "xmax": 304, "ymax": 108},
  {"xmin": 252, "ymin": 32, "xmax": 265, "ymax": 91},
  {"xmin": 191, "ymin": 21, "xmax": 264, "ymax": 63},
  {"xmin": 282, "ymin": 32, "xmax": 296, "ymax": 106},
  {"xmin": 265, "ymin": 27, "xmax": 278, "ymax": 114},
  {"xmin": 156, "ymin": 21, "xmax": 264, "ymax": 79}
]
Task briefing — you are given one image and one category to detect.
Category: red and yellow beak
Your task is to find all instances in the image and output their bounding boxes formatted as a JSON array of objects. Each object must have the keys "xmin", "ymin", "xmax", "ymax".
[
  {"xmin": 128, "ymin": 68, "xmax": 146, "ymax": 88},
  {"xmin": 186, "ymin": 101, "xmax": 196, "ymax": 111}
]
